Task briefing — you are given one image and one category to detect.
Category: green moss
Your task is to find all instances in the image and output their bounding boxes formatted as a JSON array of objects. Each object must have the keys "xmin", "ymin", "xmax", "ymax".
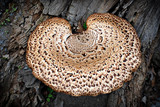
[
  {"xmin": 11, "ymin": 4, "xmax": 17, "ymax": 13},
  {"xmin": 0, "ymin": 4, "xmax": 17, "ymax": 28},
  {"xmin": 18, "ymin": 65, "xmax": 22, "ymax": 69},
  {"xmin": 5, "ymin": 18, "xmax": 10, "ymax": 22},
  {"xmin": 5, "ymin": 9, "xmax": 9, "ymax": 13},
  {"xmin": 47, "ymin": 87, "xmax": 54, "ymax": 93},
  {"xmin": 83, "ymin": 22, "xmax": 87, "ymax": 30},
  {"xmin": 47, "ymin": 98, "xmax": 50, "ymax": 102},
  {"xmin": 46, "ymin": 87, "xmax": 55, "ymax": 102},
  {"xmin": 48, "ymin": 93, "xmax": 53, "ymax": 98}
]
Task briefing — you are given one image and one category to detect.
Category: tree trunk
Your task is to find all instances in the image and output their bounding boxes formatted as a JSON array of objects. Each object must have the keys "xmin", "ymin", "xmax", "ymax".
[{"xmin": 0, "ymin": 0, "xmax": 160, "ymax": 107}]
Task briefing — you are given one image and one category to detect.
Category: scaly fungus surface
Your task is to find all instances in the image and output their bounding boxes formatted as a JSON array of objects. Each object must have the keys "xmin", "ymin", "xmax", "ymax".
[{"xmin": 26, "ymin": 13, "xmax": 141, "ymax": 96}]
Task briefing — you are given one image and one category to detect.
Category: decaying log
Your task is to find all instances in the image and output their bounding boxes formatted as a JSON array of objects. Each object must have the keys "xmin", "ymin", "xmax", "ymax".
[{"xmin": 0, "ymin": 0, "xmax": 160, "ymax": 106}]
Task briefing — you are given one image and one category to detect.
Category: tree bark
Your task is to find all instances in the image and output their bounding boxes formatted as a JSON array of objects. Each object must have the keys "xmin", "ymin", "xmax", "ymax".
[{"xmin": 0, "ymin": 0, "xmax": 160, "ymax": 107}]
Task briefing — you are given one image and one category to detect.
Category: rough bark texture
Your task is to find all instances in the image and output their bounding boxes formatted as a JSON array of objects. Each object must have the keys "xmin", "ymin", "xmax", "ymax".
[{"xmin": 0, "ymin": 0, "xmax": 160, "ymax": 107}]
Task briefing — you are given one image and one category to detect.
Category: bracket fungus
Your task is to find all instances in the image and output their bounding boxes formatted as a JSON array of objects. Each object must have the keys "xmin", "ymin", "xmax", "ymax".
[{"xmin": 26, "ymin": 13, "xmax": 141, "ymax": 96}]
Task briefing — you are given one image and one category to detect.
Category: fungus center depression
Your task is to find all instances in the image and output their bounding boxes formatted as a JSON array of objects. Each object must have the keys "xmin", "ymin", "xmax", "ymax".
[{"xmin": 61, "ymin": 27, "xmax": 116, "ymax": 72}]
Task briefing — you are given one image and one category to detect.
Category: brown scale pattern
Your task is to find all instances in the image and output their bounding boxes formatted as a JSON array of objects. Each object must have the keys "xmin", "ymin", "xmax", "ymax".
[{"xmin": 26, "ymin": 13, "xmax": 141, "ymax": 96}]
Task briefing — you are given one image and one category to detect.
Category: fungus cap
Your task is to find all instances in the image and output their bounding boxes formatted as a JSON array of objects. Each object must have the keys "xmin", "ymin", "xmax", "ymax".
[{"xmin": 26, "ymin": 13, "xmax": 141, "ymax": 96}]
